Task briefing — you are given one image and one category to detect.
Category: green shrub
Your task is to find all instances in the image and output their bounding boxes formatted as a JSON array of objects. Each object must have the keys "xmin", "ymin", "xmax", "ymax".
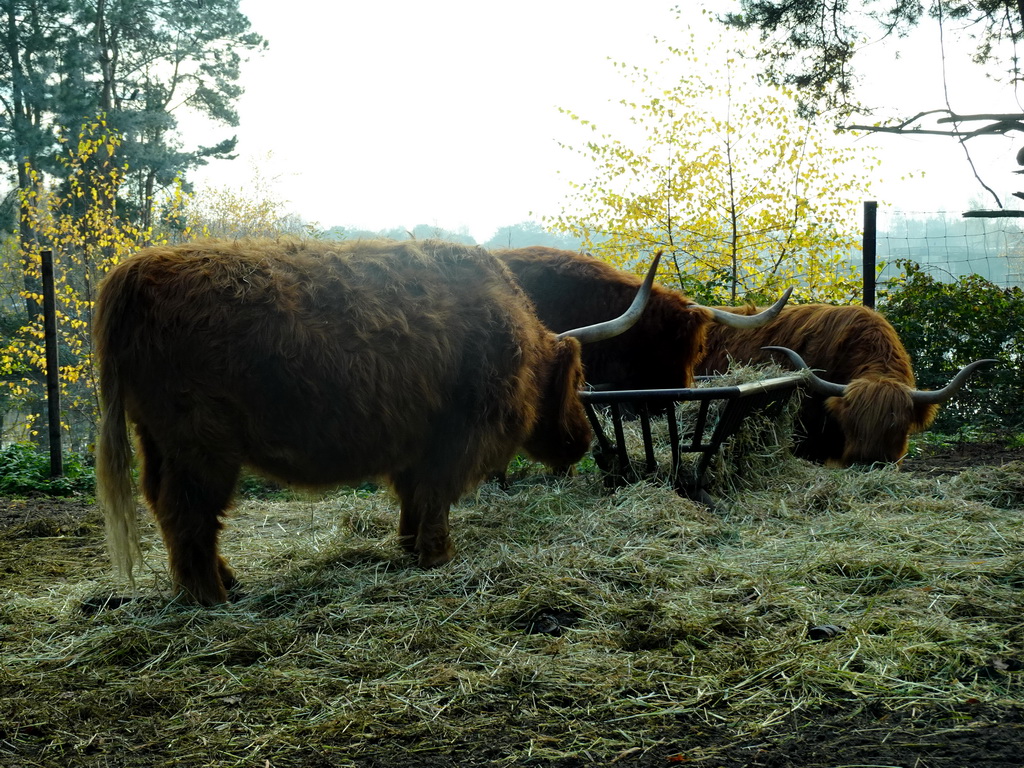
[
  {"xmin": 237, "ymin": 471, "xmax": 292, "ymax": 500},
  {"xmin": 880, "ymin": 260, "xmax": 1024, "ymax": 433},
  {"xmin": 0, "ymin": 443, "xmax": 95, "ymax": 496}
]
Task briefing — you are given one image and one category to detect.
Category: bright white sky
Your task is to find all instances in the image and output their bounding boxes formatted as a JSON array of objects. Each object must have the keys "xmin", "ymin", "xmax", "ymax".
[{"xmin": 188, "ymin": 0, "xmax": 1024, "ymax": 242}]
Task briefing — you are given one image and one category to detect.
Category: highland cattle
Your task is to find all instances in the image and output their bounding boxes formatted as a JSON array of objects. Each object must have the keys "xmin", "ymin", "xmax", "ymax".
[
  {"xmin": 94, "ymin": 239, "xmax": 658, "ymax": 604},
  {"xmin": 697, "ymin": 303, "xmax": 997, "ymax": 465},
  {"xmin": 496, "ymin": 247, "xmax": 791, "ymax": 390}
]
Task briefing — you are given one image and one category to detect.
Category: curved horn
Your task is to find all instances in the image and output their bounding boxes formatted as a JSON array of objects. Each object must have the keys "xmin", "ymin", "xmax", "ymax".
[
  {"xmin": 762, "ymin": 345, "xmax": 847, "ymax": 397},
  {"xmin": 700, "ymin": 286, "xmax": 793, "ymax": 329},
  {"xmin": 907, "ymin": 359, "xmax": 1000, "ymax": 405},
  {"xmin": 557, "ymin": 251, "xmax": 662, "ymax": 343}
]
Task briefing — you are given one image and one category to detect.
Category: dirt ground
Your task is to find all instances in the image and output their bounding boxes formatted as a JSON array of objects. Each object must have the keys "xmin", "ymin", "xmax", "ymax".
[
  {"xmin": 2, "ymin": 439, "xmax": 1023, "ymax": 768},
  {"xmin": 371, "ymin": 436, "xmax": 1024, "ymax": 767},
  {"xmin": 370, "ymin": 701, "xmax": 1024, "ymax": 768},
  {"xmin": 900, "ymin": 437, "xmax": 1024, "ymax": 475}
]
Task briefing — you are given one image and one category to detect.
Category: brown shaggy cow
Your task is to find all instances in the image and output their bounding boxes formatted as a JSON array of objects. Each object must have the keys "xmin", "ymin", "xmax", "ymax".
[
  {"xmin": 496, "ymin": 247, "xmax": 791, "ymax": 390},
  {"xmin": 697, "ymin": 303, "xmax": 997, "ymax": 466},
  {"xmin": 95, "ymin": 239, "xmax": 658, "ymax": 605}
]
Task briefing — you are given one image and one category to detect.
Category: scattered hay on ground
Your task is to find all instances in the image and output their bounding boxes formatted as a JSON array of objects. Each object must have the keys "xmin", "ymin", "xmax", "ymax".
[{"xmin": 1, "ymin": 403, "xmax": 1022, "ymax": 766}]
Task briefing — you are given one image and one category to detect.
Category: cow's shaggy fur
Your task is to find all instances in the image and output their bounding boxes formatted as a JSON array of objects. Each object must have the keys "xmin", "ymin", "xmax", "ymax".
[
  {"xmin": 95, "ymin": 239, "xmax": 595, "ymax": 605},
  {"xmin": 496, "ymin": 247, "xmax": 711, "ymax": 389}
]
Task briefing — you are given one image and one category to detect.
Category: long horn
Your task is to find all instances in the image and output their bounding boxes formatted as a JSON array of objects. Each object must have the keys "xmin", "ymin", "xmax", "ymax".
[
  {"xmin": 907, "ymin": 359, "xmax": 1000, "ymax": 404},
  {"xmin": 701, "ymin": 286, "xmax": 793, "ymax": 329},
  {"xmin": 557, "ymin": 251, "xmax": 662, "ymax": 343},
  {"xmin": 762, "ymin": 345, "xmax": 847, "ymax": 397}
]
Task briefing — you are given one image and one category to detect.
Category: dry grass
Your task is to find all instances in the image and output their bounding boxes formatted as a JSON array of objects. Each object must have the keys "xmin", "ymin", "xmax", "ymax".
[{"xmin": 1, "ymin": 372, "xmax": 1022, "ymax": 766}]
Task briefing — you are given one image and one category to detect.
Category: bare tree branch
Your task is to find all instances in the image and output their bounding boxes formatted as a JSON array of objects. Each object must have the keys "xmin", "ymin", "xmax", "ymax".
[
  {"xmin": 845, "ymin": 111, "xmax": 1024, "ymax": 139},
  {"xmin": 936, "ymin": 112, "xmax": 1024, "ymax": 123}
]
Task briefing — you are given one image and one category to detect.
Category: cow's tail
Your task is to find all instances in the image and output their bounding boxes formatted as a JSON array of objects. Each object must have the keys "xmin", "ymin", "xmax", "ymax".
[{"xmin": 94, "ymin": 285, "xmax": 143, "ymax": 582}]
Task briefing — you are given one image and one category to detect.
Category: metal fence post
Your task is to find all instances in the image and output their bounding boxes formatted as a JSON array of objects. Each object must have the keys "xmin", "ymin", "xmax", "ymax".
[
  {"xmin": 41, "ymin": 249, "xmax": 63, "ymax": 477},
  {"xmin": 863, "ymin": 201, "xmax": 877, "ymax": 308}
]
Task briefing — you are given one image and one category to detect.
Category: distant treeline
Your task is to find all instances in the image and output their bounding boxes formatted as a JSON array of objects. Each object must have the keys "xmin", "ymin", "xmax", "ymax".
[{"xmin": 324, "ymin": 221, "xmax": 586, "ymax": 252}]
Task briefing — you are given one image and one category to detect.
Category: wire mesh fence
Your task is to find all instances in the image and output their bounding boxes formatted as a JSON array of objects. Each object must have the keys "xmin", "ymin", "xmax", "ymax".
[
  {"xmin": 876, "ymin": 208, "xmax": 1024, "ymax": 290},
  {"xmin": 870, "ymin": 206, "xmax": 1024, "ymax": 433}
]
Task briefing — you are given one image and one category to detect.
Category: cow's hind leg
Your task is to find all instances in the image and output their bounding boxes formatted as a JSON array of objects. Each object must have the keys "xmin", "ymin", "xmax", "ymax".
[
  {"xmin": 143, "ymin": 441, "xmax": 240, "ymax": 605},
  {"xmin": 136, "ymin": 426, "xmax": 163, "ymax": 516}
]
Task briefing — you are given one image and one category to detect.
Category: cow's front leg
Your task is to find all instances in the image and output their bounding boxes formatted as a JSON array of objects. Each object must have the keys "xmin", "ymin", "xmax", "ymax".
[
  {"xmin": 397, "ymin": 500, "xmax": 420, "ymax": 555},
  {"xmin": 394, "ymin": 474, "xmax": 455, "ymax": 567},
  {"xmin": 415, "ymin": 503, "xmax": 454, "ymax": 568}
]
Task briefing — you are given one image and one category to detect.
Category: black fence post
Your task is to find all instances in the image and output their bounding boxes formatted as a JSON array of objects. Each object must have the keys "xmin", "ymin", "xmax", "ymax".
[
  {"xmin": 41, "ymin": 249, "xmax": 63, "ymax": 477},
  {"xmin": 863, "ymin": 201, "xmax": 877, "ymax": 308}
]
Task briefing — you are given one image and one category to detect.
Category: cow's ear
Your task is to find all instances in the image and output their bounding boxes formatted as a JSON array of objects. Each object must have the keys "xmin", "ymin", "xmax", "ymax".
[
  {"xmin": 911, "ymin": 402, "xmax": 940, "ymax": 433},
  {"xmin": 551, "ymin": 336, "xmax": 586, "ymax": 403}
]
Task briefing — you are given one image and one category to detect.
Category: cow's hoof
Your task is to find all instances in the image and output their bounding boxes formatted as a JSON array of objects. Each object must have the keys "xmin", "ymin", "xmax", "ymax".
[
  {"xmin": 174, "ymin": 580, "xmax": 229, "ymax": 606},
  {"xmin": 417, "ymin": 540, "xmax": 455, "ymax": 569}
]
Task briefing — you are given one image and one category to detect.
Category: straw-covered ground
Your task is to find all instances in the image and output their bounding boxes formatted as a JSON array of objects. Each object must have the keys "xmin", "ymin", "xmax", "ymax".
[{"xmin": 1, "ymin": 380, "xmax": 1023, "ymax": 767}]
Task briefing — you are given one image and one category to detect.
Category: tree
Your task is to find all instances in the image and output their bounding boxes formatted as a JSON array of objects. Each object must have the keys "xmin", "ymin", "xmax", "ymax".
[
  {"xmin": 72, "ymin": 0, "xmax": 265, "ymax": 229},
  {"xmin": 723, "ymin": 1, "xmax": 1024, "ymax": 205},
  {"xmin": 333, "ymin": 224, "xmax": 478, "ymax": 244},
  {"xmin": 880, "ymin": 258, "xmax": 1024, "ymax": 431},
  {"xmin": 0, "ymin": 116, "xmax": 189, "ymax": 445},
  {"xmin": 183, "ymin": 154, "xmax": 318, "ymax": 239},
  {"xmin": 549, "ymin": 36, "xmax": 876, "ymax": 304},
  {"xmin": 1, "ymin": 0, "xmax": 77, "ymax": 317},
  {"xmin": 724, "ymin": 0, "xmax": 1023, "ymax": 116},
  {"xmin": 0, "ymin": 0, "xmax": 264, "ymax": 303}
]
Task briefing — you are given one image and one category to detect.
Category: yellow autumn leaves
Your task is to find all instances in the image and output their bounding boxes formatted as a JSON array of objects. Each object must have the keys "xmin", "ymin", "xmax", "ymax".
[
  {"xmin": 0, "ymin": 122, "xmax": 303, "ymax": 442},
  {"xmin": 1, "ymin": 119, "xmax": 190, "ymax": 440},
  {"xmin": 549, "ymin": 36, "xmax": 878, "ymax": 305}
]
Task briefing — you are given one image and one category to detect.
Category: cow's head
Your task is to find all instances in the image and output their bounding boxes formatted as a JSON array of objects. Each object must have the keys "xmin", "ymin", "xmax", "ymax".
[
  {"xmin": 823, "ymin": 377, "xmax": 935, "ymax": 466},
  {"xmin": 521, "ymin": 335, "xmax": 592, "ymax": 471},
  {"xmin": 765, "ymin": 346, "xmax": 998, "ymax": 466}
]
